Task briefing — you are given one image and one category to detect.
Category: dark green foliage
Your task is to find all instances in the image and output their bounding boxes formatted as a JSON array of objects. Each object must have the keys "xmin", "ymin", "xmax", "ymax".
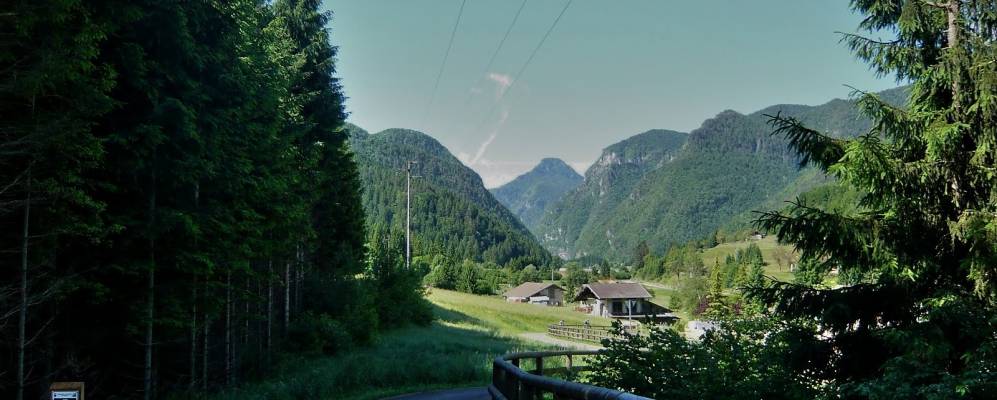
[
  {"xmin": 0, "ymin": 1, "xmax": 421, "ymax": 398},
  {"xmin": 750, "ymin": 1, "xmax": 997, "ymax": 397},
  {"xmin": 516, "ymin": 264, "xmax": 541, "ymax": 284},
  {"xmin": 348, "ymin": 126, "xmax": 551, "ymax": 267},
  {"xmin": 793, "ymin": 257, "xmax": 827, "ymax": 287},
  {"xmin": 490, "ymin": 158, "xmax": 582, "ymax": 232},
  {"xmin": 367, "ymin": 228, "xmax": 434, "ymax": 329},
  {"xmin": 424, "ymin": 257, "xmax": 504, "ymax": 295},
  {"xmin": 632, "ymin": 240, "xmax": 650, "ymax": 269},
  {"xmin": 587, "ymin": 320, "xmax": 828, "ymax": 400},
  {"xmin": 559, "ymin": 263, "xmax": 592, "ymax": 299},
  {"xmin": 285, "ymin": 312, "xmax": 352, "ymax": 355}
]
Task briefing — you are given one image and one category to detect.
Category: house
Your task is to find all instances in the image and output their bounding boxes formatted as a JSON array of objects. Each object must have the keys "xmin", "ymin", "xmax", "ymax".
[
  {"xmin": 573, "ymin": 282, "xmax": 676, "ymax": 322},
  {"xmin": 503, "ymin": 282, "xmax": 566, "ymax": 306}
]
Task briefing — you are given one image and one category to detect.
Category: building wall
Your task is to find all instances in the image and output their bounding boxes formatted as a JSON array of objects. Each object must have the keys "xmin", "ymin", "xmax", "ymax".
[{"xmin": 543, "ymin": 287, "xmax": 565, "ymax": 306}]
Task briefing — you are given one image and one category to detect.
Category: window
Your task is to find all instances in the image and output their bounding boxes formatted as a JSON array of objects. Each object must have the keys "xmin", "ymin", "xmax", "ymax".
[{"xmin": 612, "ymin": 300, "xmax": 623, "ymax": 314}]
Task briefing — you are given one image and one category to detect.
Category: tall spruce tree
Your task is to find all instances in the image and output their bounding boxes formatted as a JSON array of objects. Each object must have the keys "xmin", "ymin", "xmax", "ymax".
[
  {"xmin": 0, "ymin": 1, "xmax": 113, "ymax": 398},
  {"xmin": 756, "ymin": 0, "xmax": 997, "ymax": 397}
]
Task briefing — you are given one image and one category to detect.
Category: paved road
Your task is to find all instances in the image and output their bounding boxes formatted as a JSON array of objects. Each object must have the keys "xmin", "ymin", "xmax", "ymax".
[
  {"xmin": 518, "ymin": 332, "xmax": 601, "ymax": 350},
  {"xmin": 383, "ymin": 387, "xmax": 490, "ymax": 400}
]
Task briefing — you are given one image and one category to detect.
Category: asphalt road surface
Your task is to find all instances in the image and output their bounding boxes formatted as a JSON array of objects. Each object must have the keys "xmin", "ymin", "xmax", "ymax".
[{"xmin": 383, "ymin": 387, "xmax": 490, "ymax": 400}]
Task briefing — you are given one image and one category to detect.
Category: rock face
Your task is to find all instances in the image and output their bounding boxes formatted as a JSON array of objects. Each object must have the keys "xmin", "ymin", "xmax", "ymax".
[{"xmin": 490, "ymin": 158, "xmax": 583, "ymax": 233}]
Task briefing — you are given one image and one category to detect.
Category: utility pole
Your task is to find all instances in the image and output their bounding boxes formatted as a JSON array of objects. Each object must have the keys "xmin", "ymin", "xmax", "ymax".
[{"xmin": 406, "ymin": 161, "xmax": 417, "ymax": 268}]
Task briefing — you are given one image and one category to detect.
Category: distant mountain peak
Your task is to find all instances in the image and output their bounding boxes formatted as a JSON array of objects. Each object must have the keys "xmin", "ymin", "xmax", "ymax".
[
  {"xmin": 491, "ymin": 157, "xmax": 584, "ymax": 233},
  {"xmin": 530, "ymin": 158, "xmax": 580, "ymax": 177}
]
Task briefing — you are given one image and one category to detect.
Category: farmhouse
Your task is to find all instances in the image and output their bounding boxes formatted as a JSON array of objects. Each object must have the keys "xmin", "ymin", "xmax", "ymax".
[
  {"xmin": 573, "ymin": 282, "xmax": 675, "ymax": 322},
  {"xmin": 503, "ymin": 282, "xmax": 565, "ymax": 306}
]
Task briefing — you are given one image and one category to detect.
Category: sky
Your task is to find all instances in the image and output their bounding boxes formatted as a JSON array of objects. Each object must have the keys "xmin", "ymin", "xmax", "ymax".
[{"xmin": 322, "ymin": 0, "xmax": 898, "ymax": 188}]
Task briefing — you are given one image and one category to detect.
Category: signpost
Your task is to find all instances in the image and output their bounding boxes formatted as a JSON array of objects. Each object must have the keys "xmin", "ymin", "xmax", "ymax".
[{"xmin": 50, "ymin": 382, "xmax": 84, "ymax": 400}]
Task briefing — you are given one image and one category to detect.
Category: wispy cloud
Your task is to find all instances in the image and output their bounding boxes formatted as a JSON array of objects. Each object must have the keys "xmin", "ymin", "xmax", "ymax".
[
  {"xmin": 468, "ymin": 108, "xmax": 509, "ymax": 166},
  {"xmin": 486, "ymin": 72, "xmax": 513, "ymax": 99}
]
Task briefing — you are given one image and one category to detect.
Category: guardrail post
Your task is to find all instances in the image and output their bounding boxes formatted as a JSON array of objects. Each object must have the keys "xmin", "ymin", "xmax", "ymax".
[
  {"xmin": 518, "ymin": 377, "xmax": 533, "ymax": 400},
  {"xmin": 566, "ymin": 354, "xmax": 572, "ymax": 372},
  {"xmin": 509, "ymin": 359, "xmax": 520, "ymax": 400},
  {"xmin": 535, "ymin": 356, "xmax": 543, "ymax": 376}
]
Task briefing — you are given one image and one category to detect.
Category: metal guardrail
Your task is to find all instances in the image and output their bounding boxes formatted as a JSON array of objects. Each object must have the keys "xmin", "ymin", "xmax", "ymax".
[{"xmin": 489, "ymin": 350, "xmax": 652, "ymax": 400}]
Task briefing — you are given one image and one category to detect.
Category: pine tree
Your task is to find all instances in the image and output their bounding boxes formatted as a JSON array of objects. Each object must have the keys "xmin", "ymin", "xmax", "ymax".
[{"xmin": 756, "ymin": 1, "xmax": 997, "ymax": 395}]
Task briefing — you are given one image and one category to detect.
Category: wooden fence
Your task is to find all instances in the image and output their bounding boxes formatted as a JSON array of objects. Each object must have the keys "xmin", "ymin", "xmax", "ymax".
[
  {"xmin": 489, "ymin": 350, "xmax": 651, "ymax": 400},
  {"xmin": 546, "ymin": 324, "xmax": 636, "ymax": 343}
]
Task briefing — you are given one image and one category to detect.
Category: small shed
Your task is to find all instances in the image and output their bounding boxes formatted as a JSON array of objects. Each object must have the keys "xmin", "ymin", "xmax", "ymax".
[
  {"xmin": 573, "ymin": 282, "xmax": 675, "ymax": 322},
  {"xmin": 503, "ymin": 282, "xmax": 566, "ymax": 306}
]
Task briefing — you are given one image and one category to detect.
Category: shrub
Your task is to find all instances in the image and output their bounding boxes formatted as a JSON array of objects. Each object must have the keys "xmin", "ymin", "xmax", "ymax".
[{"xmin": 285, "ymin": 312, "xmax": 353, "ymax": 356}]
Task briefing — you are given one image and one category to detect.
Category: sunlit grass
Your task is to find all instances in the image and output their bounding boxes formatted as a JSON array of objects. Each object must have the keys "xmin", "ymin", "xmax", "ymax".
[
  {"xmin": 428, "ymin": 288, "xmax": 612, "ymax": 334},
  {"xmin": 201, "ymin": 288, "xmax": 608, "ymax": 400}
]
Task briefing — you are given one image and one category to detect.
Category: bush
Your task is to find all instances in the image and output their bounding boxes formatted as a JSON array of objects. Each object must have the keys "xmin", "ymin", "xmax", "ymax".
[
  {"xmin": 587, "ymin": 319, "xmax": 828, "ymax": 400},
  {"xmin": 285, "ymin": 312, "xmax": 353, "ymax": 356}
]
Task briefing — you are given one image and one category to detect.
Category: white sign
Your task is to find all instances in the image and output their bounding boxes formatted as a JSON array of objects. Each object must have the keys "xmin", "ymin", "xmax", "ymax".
[{"xmin": 52, "ymin": 391, "xmax": 79, "ymax": 400}]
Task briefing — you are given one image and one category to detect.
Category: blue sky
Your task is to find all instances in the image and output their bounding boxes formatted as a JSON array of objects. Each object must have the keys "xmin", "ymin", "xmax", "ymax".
[{"xmin": 323, "ymin": 0, "xmax": 898, "ymax": 187}]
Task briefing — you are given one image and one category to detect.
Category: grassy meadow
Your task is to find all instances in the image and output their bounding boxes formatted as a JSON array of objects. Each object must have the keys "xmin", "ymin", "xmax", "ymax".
[
  {"xmin": 204, "ymin": 289, "xmax": 605, "ymax": 400},
  {"xmin": 701, "ymin": 236, "xmax": 797, "ymax": 282},
  {"xmin": 429, "ymin": 288, "xmax": 611, "ymax": 332}
]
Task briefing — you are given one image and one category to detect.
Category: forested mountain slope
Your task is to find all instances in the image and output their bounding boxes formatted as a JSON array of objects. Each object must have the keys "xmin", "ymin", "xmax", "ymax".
[
  {"xmin": 348, "ymin": 125, "xmax": 550, "ymax": 266},
  {"xmin": 538, "ymin": 87, "xmax": 907, "ymax": 260},
  {"xmin": 534, "ymin": 129, "xmax": 688, "ymax": 258},
  {"xmin": 490, "ymin": 158, "xmax": 583, "ymax": 232}
]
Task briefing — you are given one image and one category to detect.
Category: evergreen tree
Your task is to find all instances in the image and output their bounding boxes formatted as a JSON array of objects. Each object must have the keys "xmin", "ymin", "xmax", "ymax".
[
  {"xmin": 0, "ymin": 2, "xmax": 113, "ymax": 397},
  {"xmin": 632, "ymin": 240, "xmax": 650, "ymax": 269},
  {"xmin": 756, "ymin": 1, "xmax": 997, "ymax": 396}
]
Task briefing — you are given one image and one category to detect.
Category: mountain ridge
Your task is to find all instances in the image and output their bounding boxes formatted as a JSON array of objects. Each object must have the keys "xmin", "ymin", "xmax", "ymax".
[
  {"xmin": 347, "ymin": 124, "xmax": 550, "ymax": 266},
  {"xmin": 536, "ymin": 87, "xmax": 908, "ymax": 261}
]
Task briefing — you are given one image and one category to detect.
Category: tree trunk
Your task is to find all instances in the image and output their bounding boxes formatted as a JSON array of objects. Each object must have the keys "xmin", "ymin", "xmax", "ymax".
[
  {"xmin": 284, "ymin": 261, "xmax": 290, "ymax": 334},
  {"xmin": 266, "ymin": 260, "xmax": 273, "ymax": 361},
  {"xmin": 225, "ymin": 270, "xmax": 232, "ymax": 386},
  {"xmin": 202, "ymin": 313, "xmax": 209, "ymax": 391},
  {"xmin": 189, "ymin": 284, "xmax": 197, "ymax": 391},
  {"xmin": 190, "ymin": 182, "xmax": 199, "ymax": 390},
  {"xmin": 16, "ymin": 167, "xmax": 31, "ymax": 400},
  {"xmin": 144, "ymin": 180, "xmax": 157, "ymax": 400},
  {"xmin": 948, "ymin": 0, "xmax": 960, "ymax": 89}
]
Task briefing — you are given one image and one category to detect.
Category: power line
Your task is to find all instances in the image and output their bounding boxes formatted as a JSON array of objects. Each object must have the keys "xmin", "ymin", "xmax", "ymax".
[
  {"xmin": 470, "ymin": 0, "xmax": 573, "ymax": 138},
  {"xmin": 461, "ymin": 0, "xmax": 530, "ymax": 108},
  {"xmin": 420, "ymin": 0, "xmax": 468, "ymax": 131}
]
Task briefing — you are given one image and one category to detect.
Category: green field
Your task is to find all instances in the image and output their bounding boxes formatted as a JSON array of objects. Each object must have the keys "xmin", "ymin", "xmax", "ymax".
[
  {"xmin": 701, "ymin": 236, "xmax": 797, "ymax": 282},
  {"xmin": 429, "ymin": 288, "xmax": 611, "ymax": 333},
  {"xmin": 205, "ymin": 289, "xmax": 605, "ymax": 400}
]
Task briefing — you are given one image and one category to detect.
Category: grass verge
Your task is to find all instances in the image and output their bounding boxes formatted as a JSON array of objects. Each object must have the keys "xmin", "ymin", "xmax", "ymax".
[{"xmin": 203, "ymin": 288, "xmax": 605, "ymax": 399}]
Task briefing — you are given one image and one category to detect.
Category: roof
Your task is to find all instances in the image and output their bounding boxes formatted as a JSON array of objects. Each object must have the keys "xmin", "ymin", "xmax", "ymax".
[
  {"xmin": 574, "ymin": 283, "xmax": 652, "ymax": 300},
  {"xmin": 503, "ymin": 282, "xmax": 564, "ymax": 299}
]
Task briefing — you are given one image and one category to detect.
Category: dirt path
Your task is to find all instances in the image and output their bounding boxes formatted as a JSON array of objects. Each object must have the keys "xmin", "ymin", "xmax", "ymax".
[{"xmin": 518, "ymin": 332, "xmax": 602, "ymax": 350}]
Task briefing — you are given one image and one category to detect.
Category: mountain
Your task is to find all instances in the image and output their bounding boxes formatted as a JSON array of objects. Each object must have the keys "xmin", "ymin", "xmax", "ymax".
[
  {"xmin": 347, "ymin": 125, "xmax": 551, "ymax": 266},
  {"xmin": 490, "ymin": 158, "xmax": 583, "ymax": 232},
  {"xmin": 537, "ymin": 87, "xmax": 908, "ymax": 261},
  {"xmin": 534, "ymin": 129, "xmax": 688, "ymax": 259}
]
